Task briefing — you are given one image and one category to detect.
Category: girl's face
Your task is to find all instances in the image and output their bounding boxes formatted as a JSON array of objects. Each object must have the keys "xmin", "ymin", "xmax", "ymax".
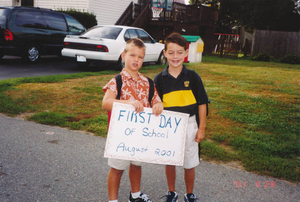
[
  {"xmin": 122, "ymin": 46, "xmax": 145, "ymax": 73},
  {"xmin": 164, "ymin": 42, "xmax": 188, "ymax": 69}
]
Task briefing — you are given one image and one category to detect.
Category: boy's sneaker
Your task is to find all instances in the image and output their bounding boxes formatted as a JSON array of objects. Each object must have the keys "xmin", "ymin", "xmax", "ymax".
[
  {"xmin": 184, "ymin": 193, "xmax": 198, "ymax": 202},
  {"xmin": 129, "ymin": 192, "xmax": 152, "ymax": 202},
  {"xmin": 162, "ymin": 191, "xmax": 178, "ymax": 202}
]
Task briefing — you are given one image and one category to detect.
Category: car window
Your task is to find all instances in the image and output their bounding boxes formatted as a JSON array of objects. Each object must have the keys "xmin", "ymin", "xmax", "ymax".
[
  {"xmin": 65, "ymin": 15, "xmax": 85, "ymax": 33},
  {"xmin": 82, "ymin": 26, "xmax": 122, "ymax": 40},
  {"xmin": 124, "ymin": 29, "xmax": 138, "ymax": 41},
  {"xmin": 136, "ymin": 30, "xmax": 154, "ymax": 43},
  {"xmin": 43, "ymin": 12, "xmax": 67, "ymax": 31},
  {"xmin": 15, "ymin": 10, "xmax": 46, "ymax": 29},
  {"xmin": 0, "ymin": 9, "xmax": 9, "ymax": 27}
]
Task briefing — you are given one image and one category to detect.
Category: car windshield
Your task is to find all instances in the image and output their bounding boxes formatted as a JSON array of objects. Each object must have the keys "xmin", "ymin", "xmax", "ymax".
[{"xmin": 82, "ymin": 26, "xmax": 122, "ymax": 40}]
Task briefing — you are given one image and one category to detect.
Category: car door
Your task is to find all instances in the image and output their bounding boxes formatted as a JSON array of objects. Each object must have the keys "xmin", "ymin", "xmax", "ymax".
[{"xmin": 42, "ymin": 11, "xmax": 68, "ymax": 54}]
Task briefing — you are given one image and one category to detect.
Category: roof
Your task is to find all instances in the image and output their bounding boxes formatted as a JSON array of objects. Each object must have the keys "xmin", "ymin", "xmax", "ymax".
[{"xmin": 182, "ymin": 35, "xmax": 201, "ymax": 42}]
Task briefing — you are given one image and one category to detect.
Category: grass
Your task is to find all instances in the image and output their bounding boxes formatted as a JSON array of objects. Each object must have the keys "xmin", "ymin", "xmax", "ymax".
[{"xmin": 1, "ymin": 56, "xmax": 299, "ymax": 182}]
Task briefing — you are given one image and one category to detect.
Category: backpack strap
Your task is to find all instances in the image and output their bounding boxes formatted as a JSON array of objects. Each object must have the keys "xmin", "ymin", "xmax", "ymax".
[
  {"xmin": 147, "ymin": 77, "xmax": 154, "ymax": 107},
  {"xmin": 115, "ymin": 74, "xmax": 122, "ymax": 100}
]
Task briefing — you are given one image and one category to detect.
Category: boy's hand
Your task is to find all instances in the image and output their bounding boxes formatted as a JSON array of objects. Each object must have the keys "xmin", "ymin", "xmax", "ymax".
[
  {"xmin": 195, "ymin": 128, "xmax": 205, "ymax": 143},
  {"xmin": 130, "ymin": 100, "xmax": 144, "ymax": 113},
  {"xmin": 152, "ymin": 102, "xmax": 164, "ymax": 116}
]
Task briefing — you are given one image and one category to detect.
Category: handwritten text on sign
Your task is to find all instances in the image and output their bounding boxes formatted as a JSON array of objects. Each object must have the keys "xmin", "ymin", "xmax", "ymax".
[{"xmin": 104, "ymin": 102, "xmax": 189, "ymax": 166}]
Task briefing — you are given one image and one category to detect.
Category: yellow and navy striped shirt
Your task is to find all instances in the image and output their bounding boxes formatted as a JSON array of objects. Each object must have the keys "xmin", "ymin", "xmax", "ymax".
[{"xmin": 154, "ymin": 65, "xmax": 208, "ymax": 116}]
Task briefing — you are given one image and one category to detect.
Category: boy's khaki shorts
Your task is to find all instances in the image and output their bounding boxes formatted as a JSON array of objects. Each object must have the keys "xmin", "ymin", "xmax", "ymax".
[
  {"xmin": 108, "ymin": 158, "xmax": 145, "ymax": 170},
  {"xmin": 183, "ymin": 115, "xmax": 200, "ymax": 169}
]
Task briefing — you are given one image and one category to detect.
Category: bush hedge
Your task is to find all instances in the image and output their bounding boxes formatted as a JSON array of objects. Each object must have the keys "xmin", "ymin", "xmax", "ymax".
[
  {"xmin": 252, "ymin": 53, "xmax": 272, "ymax": 62},
  {"xmin": 57, "ymin": 8, "xmax": 97, "ymax": 29},
  {"xmin": 280, "ymin": 54, "xmax": 300, "ymax": 64}
]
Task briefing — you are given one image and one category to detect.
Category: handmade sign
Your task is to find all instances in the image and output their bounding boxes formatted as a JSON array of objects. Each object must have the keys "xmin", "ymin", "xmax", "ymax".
[{"xmin": 104, "ymin": 102, "xmax": 189, "ymax": 166}]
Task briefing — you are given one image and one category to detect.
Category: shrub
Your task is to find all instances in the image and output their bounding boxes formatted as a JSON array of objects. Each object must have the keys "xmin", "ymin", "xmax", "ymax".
[
  {"xmin": 280, "ymin": 54, "xmax": 300, "ymax": 64},
  {"xmin": 252, "ymin": 53, "xmax": 272, "ymax": 62},
  {"xmin": 57, "ymin": 8, "xmax": 97, "ymax": 29}
]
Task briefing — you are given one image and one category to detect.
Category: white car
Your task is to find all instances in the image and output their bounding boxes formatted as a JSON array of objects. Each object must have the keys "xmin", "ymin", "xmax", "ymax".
[{"xmin": 61, "ymin": 25, "xmax": 166, "ymax": 69}]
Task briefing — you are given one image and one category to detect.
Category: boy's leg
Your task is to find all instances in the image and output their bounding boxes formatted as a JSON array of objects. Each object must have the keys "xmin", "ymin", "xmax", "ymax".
[
  {"xmin": 129, "ymin": 163, "xmax": 152, "ymax": 202},
  {"xmin": 165, "ymin": 165, "xmax": 176, "ymax": 191},
  {"xmin": 129, "ymin": 164, "xmax": 141, "ymax": 193},
  {"xmin": 184, "ymin": 167, "xmax": 195, "ymax": 194},
  {"xmin": 107, "ymin": 167, "xmax": 124, "ymax": 200}
]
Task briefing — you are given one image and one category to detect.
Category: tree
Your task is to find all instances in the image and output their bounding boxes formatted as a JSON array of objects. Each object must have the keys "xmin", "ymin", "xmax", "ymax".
[
  {"xmin": 189, "ymin": 0, "xmax": 300, "ymax": 32},
  {"xmin": 219, "ymin": 0, "xmax": 300, "ymax": 32}
]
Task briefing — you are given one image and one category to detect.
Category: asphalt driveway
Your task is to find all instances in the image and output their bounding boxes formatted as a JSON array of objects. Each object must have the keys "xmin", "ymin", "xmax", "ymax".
[
  {"xmin": 0, "ymin": 56, "xmax": 109, "ymax": 80},
  {"xmin": 0, "ymin": 114, "xmax": 299, "ymax": 202}
]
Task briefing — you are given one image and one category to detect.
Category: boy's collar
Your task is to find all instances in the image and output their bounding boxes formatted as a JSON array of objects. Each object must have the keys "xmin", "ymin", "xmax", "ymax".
[
  {"xmin": 162, "ymin": 64, "xmax": 188, "ymax": 76},
  {"xmin": 121, "ymin": 69, "xmax": 147, "ymax": 82}
]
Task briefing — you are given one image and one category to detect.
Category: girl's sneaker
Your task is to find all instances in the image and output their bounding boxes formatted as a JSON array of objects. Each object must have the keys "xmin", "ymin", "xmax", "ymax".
[{"xmin": 184, "ymin": 193, "xmax": 198, "ymax": 202}]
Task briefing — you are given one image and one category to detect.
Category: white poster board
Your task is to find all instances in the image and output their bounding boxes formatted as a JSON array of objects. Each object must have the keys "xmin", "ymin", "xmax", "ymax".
[{"xmin": 104, "ymin": 102, "xmax": 189, "ymax": 166}]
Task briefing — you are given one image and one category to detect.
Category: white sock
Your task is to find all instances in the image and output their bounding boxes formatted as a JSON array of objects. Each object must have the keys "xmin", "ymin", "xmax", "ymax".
[
  {"xmin": 109, "ymin": 200, "xmax": 118, "ymax": 202},
  {"xmin": 132, "ymin": 191, "xmax": 141, "ymax": 199}
]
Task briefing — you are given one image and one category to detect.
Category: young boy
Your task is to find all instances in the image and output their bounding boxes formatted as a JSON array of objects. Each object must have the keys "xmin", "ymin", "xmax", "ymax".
[
  {"xmin": 154, "ymin": 33, "xmax": 209, "ymax": 202},
  {"xmin": 102, "ymin": 38, "xmax": 164, "ymax": 202}
]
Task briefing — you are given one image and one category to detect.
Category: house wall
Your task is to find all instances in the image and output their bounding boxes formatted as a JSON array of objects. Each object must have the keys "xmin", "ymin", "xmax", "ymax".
[
  {"xmin": 34, "ymin": 0, "xmax": 88, "ymax": 11},
  {"xmin": 89, "ymin": 0, "xmax": 138, "ymax": 25},
  {"xmin": 0, "ymin": 0, "xmax": 18, "ymax": 6}
]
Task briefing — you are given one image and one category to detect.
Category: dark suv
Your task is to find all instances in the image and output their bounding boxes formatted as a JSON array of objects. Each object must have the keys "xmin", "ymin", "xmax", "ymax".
[{"xmin": 0, "ymin": 6, "xmax": 85, "ymax": 62}]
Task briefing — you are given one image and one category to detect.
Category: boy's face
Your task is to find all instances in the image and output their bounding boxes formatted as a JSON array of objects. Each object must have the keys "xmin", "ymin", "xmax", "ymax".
[
  {"xmin": 164, "ymin": 42, "xmax": 188, "ymax": 68},
  {"xmin": 122, "ymin": 45, "xmax": 145, "ymax": 72}
]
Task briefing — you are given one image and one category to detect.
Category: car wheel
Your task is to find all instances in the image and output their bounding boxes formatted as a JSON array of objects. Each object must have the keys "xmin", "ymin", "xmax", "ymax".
[
  {"xmin": 156, "ymin": 51, "xmax": 167, "ymax": 65},
  {"xmin": 23, "ymin": 45, "xmax": 40, "ymax": 62},
  {"xmin": 114, "ymin": 56, "xmax": 123, "ymax": 71}
]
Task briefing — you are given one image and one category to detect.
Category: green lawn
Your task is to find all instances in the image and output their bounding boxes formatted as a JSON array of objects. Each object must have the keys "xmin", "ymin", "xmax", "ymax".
[{"xmin": 1, "ymin": 56, "xmax": 299, "ymax": 182}]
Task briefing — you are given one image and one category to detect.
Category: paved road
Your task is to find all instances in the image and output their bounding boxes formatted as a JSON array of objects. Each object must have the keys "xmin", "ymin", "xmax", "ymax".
[
  {"xmin": 0, "ymin": 56, "xmax": 109, "ymax": 80},
  {"xmin": 0, "ymin": 114, "xmax": 299, "ymax": 202}
]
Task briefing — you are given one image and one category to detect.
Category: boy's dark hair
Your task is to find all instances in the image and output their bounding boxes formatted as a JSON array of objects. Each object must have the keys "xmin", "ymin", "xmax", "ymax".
[
  {"xmin": 164, "ymin": 32, "xmax": 187, "ymax": 50},
  {"xmin": 124, "ymin": 38, "xmax": 146, "ymax": 53}
]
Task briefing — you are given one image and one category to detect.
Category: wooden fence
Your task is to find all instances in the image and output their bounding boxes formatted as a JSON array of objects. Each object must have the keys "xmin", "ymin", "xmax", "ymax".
[{"xmin": 252, "ymin": 30, "xmax": 300, "ymax": 59}]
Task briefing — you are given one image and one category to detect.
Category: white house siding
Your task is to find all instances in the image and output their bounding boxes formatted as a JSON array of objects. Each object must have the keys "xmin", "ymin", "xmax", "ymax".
[
  {"xmin": 89, "ymin": 0, "xmax": 138, "ymax": 25},
  {"xmin": 0, "ymin": 0, "xmax": 14, "ymax": 6},
  {"xmin": 34, "ymin": 0, "xmax": 88, "ymax": 11}
]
